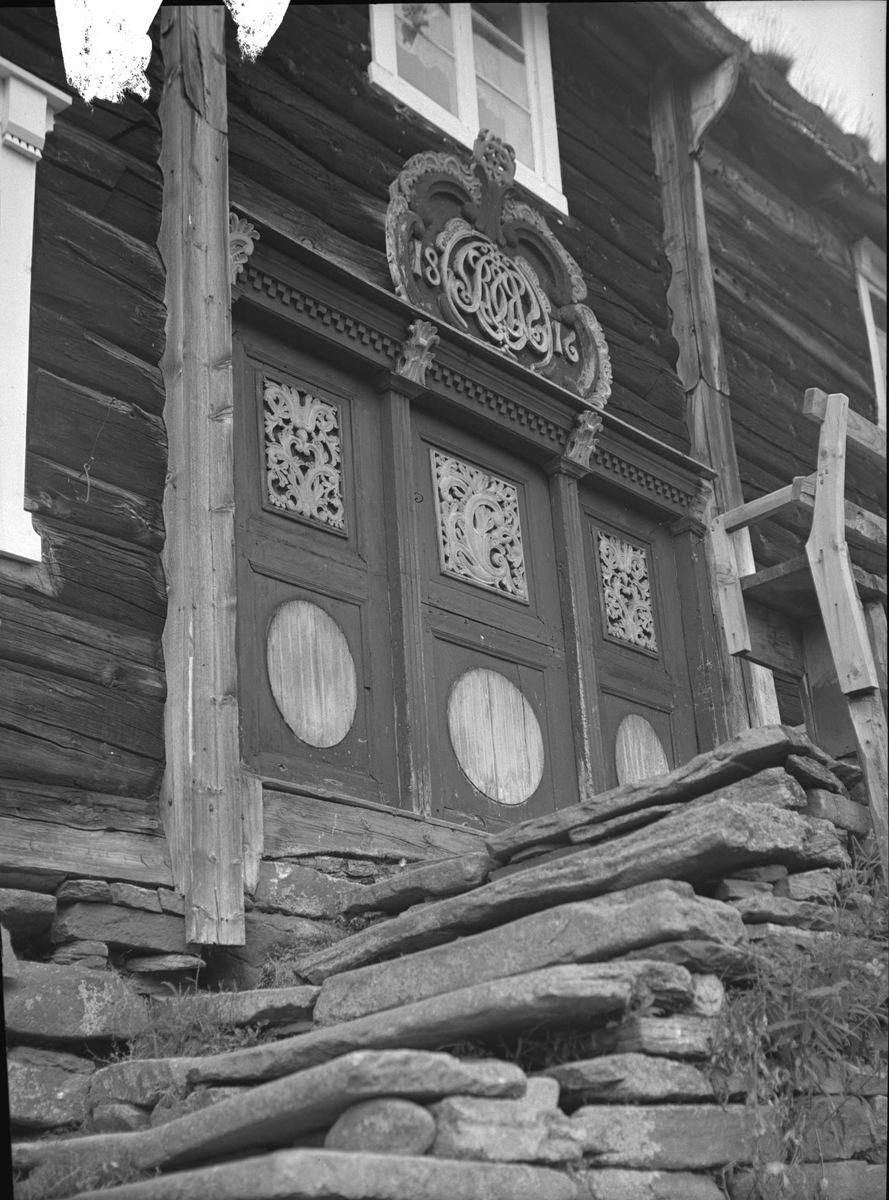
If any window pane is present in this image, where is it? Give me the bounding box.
[395,3,458,115]
[471,4,534,167]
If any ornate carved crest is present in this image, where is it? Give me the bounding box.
[263,378,345,531]
[597,532,658,652]
[229,212,260,287]
[386,131,611,406]
[395,319,440,385]
[431,449,528,602]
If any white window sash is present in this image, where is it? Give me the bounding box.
[853,237,887,431]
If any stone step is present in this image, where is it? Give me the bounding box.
[70,1150,582,1200]
[574,1168,725,1200]
[313,880,740,1026]
[295,796,845,983]
[571,1103,758,1169]
[342,851,496,916]
[584,1015,719,1060]
[154,984,319,1029]
[13,1049,527,1184]
[486,724,818,861]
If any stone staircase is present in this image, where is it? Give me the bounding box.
[5,726,887,1200]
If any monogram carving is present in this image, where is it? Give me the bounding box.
[387,131,611,406]
[432,450,528,601]
[263,378,345,531]
[597,532,658,652]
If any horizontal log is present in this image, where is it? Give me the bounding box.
[0,814,172,888]
[0,590,164,700]
[27,453,165,551]
[263,791,488,862]
[561,161,666,273]
[804,388,887,468]
[37,518,166,634]
[29,370,166,500]
[561,128,664,232]
[0,779,163,836]
[0,722,161,798]
[28,303,165,417]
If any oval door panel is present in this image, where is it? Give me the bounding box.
[267,601,357,748]
[615,713,669,785]
[447,668,544,805]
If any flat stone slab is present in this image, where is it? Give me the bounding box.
[572,1103,757,1169]
[89,1058,204,1109]
[156,985,319,1028]
[729,893,837,930]
[773,868,837,903]
[806,788,872,834]
[110,884,163,913]
[126,954,204,973]
[189,963,662,1086]
[729,1160,887,1200]
[295,797,838,984]
[324,1098,436,1155]
[343,852,496,915]
[70,1150,581,1200]
[15,1050,527,1179]
[254,862,353,919]
[51,903,194,953]
[4,961,148,1043]
[540,1053,715,1104]
[585,1015,719,1060]
[579,1168,725,1200]
[8,1047,95,1130]
[486,724,816,860]
[314,880,739,1025]
[0,886,56,934]
[56,879,113,904]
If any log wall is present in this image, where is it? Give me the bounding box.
[0,9,168,884]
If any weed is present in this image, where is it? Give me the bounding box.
[122,984,272,1060]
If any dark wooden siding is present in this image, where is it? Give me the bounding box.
[226,3,690,453]
[0,9,167,837]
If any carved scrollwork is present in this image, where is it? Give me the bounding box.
[386,130,611,405]
[263,378,345,531]
[597,532,658,652]
[564,410,604,468]
[431,449,528,602]
[229,212,260,287]
[395,319,440,384]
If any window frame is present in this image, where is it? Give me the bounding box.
[369,3,567,215]
[852,237,887,430]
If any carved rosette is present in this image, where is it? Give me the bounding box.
[229,212,260,286]
[431,449,528,602]
[597,532,658,651]
[263,378,345,531]
[386,131,611,406]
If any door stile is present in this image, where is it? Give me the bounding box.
[546,458,608,798]
[378,374,435,816]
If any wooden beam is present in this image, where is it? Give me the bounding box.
[158,6,244,944]
[0,816,173,889]
[651,66,779,734]
[804,388,886,469]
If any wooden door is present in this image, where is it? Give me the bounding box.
[233,324,399,807]
[579,484,698,788]
[413,408,577,829]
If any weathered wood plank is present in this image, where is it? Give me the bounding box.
[0,591,164,700]
[262,791,488,862]
[804,388,887,469]
[0,721,160,798]
[159,5,245,944]
[0,815,172,888]
[744,600,805,678]
[0,779,163,836]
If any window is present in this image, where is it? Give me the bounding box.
[852,237,887,430]
[369,3,566,214]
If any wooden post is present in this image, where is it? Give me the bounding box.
[158,6,245,943]
[651,64,780,735]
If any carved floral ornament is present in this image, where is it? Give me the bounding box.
[263,377,345,532]
[597,532,658,653]
[386,132,612,406]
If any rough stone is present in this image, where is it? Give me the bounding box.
[69,1150,581,1200]
[324,1098,436,1155]
[342,852,496,915]
[125,954,204,974]
[191,964,697,1086]
[17,1050,528,1179]
[728,893,837,930]
[729,1160,887,1200]
[110,884,163,913]
[7,1047,95,1130]
[254,861,353,918]
[784,753,848,795]
[89,1102,153,1133]
[297,799,844,984]
[156,984,319,1028]
[806,789,872,834]
[0,886,56,935]
[89,1058,203,1109]
[619,939,756,979]
[540,1053,715,1105]
[579,1168,725,1200]
[56,879,113,904]
[50,939,109,965]
[158,889,186,916]
[4,961,148,1043]
[584,1015,719,1060]
[571,1103,757,1168]
[431,1077,583,1164]
[2,920,19,978]
[51,903,193,953]
[344,860,378,878]
[200,910,346,990]
[772,868,838,903]
[690,973,724,1016]
[314,880,736,1025]
[715,879,774,900]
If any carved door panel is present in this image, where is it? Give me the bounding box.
[579,485,697,788]
[233,324,398,806]
[413,408,577,829]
